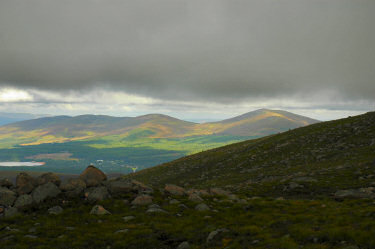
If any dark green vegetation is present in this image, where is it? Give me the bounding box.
[130,111,375,198]
[0,109,317,174]
[2,193,375,248]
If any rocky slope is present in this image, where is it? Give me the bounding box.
[1,162,375,248]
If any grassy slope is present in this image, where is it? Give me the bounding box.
[1,112,375,249]
[130,111,375,197]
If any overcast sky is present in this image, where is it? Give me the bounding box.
[0,0,374,121]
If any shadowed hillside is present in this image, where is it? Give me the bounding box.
[130,111,375,198]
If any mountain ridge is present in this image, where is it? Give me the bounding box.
[0,109,319,148]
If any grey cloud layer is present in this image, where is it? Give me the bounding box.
[1,0,374,102]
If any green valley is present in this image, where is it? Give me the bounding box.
[0,109,318,174]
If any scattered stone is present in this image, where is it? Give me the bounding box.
[146,205,168,214]
[293,177,317,183]
[14,194,33,208]
[80,165,107,187]
[210,188,231,197]
[86,186,110,202]
[0,187,16,206]
[36,172,61,186]
[131,195,153,205]
[122,216,135,222]
[195,203,210,211]
[206,228,229,244]
[65,226,75,230]
[188,193,203,202]
[48,206,63,215]
[115,229,129,234]
[4,207,18,218]
[0,178,13,188]
[16,172,36,195]
[24,235,38,239]
[90,205,111,215]
[177,241,190,249]
[32,182,61,203]
[169,199,180,204]
[334,188,375,199]
[165,184,186,196]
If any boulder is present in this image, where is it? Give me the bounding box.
[80,165,107,187]
[165,184,186,196]
[60,178,86,191]
[48,206,63,215]
[90,205,111,215]
[210,188,231,197]
[4,207,18,218]
[16,172,36,195]
[0,187,16,206]
[131,195,153,206]
[32,182,61,203]
[122,216,135,222]
[36,173,61,186]
[107,179,133,194]
[146,206,168,214]
[334,188,375,199]
[86,186,110,202]
[206,228,229,244]
[0,178,13,188]
[14,194,33,208]
[195,203,210,211]
[188,193,203,203]
[177,241,190,249]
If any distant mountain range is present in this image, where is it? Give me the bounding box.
[0,109,319,173]
[0,109,318,148]
[0,112,50,126]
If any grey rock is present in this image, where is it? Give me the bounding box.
[169,199,180,204]
[36,172,61,186]
[177,241,190,249]
[86,186,110,202]
[122,216,135,222]
[60,178,86,191]
[48,206,63,215]
[0,178,13,188]
[90,205,111,215]
[14,194,33,208]
[4,207,18,218]
[16,172,36,195]
[293,177,317,183]
[206,228,229,244]
[0,187,16,206]
[335,188,375,199]
[131,195,153,206]
[195,203,210,211]
[188,193,203,203]
[146,207,168,214]
[165,184,186,196]
[80,165,107,187]
[115,229,129,234]
[24,235,38,239]
[107,179,133,194]
[32,182,61,203]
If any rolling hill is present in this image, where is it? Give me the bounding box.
[0,109,318,173]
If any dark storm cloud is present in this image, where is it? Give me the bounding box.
[0,0,375,103]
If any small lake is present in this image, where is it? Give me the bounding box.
[0,162,45,167]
